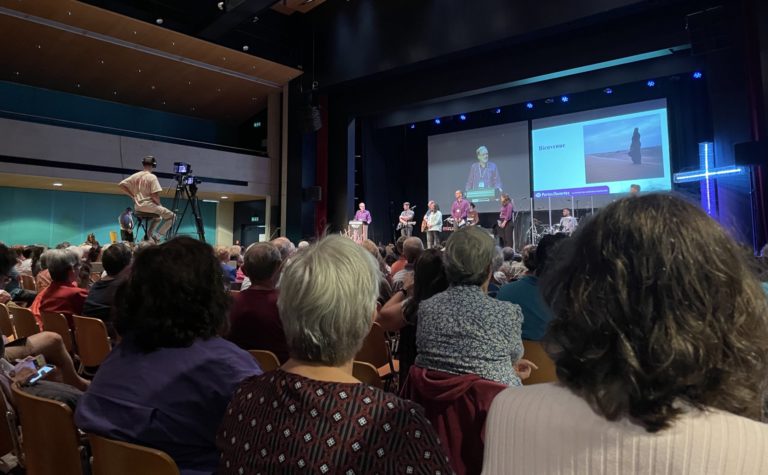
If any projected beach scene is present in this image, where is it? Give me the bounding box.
[582,114,664,183]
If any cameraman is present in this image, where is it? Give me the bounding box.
[119,156,175,243]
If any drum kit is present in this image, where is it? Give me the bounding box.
[525,218,577,245]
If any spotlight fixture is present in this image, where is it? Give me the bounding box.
[156,18,164,24]
[242,45,249,52]
[494,108,501,114]
[434,118,441,125]
[604,88,613,94]
[217,2,225,10]
[459,114,467,121]
[560,96,569,103]
[692,71,703,79]
[646,80,656,87]
[525,102,534,109]
[409,124,415,129]
[52,182,63,187]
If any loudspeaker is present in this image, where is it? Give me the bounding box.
[735,141,767,166]
[303,186,322,202]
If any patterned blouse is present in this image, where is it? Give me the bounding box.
[415,285,524,386]
[217,370,454,475]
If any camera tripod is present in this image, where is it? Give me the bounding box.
[168,177,206,242]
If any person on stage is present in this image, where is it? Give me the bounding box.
[423,201,442,249]
[466,146,503,192]
[397,202,415,237]
[498,193,515,247]
[354,202,372,240]
[119,156,175,243]
[451,190,470,228]
[118,207,135,243]
[467,202,479,226]
[559,208,578,234]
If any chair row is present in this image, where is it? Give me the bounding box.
[9,383,179,475]
[0,304,112,369]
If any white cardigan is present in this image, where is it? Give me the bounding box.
[483,383,768,475]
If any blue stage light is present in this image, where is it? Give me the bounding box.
[604,88,613,94]
[434,118,441,125]
[692,71,703,79]
[646,80,656,87]
[409,124,415,129]
[525,102,534,109]
[560,96,569,103]
[494,108,501,114]
[459,114,467,121]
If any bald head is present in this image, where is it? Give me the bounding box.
[403,237,424,264]
[271,237,296,261]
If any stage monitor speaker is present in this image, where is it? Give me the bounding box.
[303,186,322,202]
[735,141,767,166]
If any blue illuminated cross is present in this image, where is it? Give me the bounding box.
[673,142,745,215]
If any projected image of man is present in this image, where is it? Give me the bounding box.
[466,146,502,193]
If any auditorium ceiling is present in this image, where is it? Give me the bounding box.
[0,0,302,123]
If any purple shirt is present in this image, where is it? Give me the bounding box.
[452,199,471,222]
[354,209,372,224]
[499,202,514,222]
[466,161,502,191]
[74,337,262,475]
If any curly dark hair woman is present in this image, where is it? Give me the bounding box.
[540,193,768,431]
[482,193,768,474]
[115,236,230,351]
[75,236,261,474]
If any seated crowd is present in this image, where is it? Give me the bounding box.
[1,192,767,474]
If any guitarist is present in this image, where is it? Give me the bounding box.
[397,202,416,237]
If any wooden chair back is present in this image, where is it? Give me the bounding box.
[521,340,558,385]
[0,304,16,339]
[40,311,74,353]
[73,315,112,367]
[8,305,40,338]
[11,384,83,475]
[19,274,36,292]
[248,350,280,372]
[355,322,392,370]
[89,434,180,475]
[352,361,383,389]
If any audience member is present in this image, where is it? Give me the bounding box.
[227,242,289,362]
[75,237,261,475]
[216,246,236,284]
[271,236,296,261]
[35,251,52,293]
[82,243,132,337]
[392,237,424,291]
[30,248,88,327]
[483,194,768,474]
[377,249,448,383]
[416,226,527,386]
[486,247,505,298]
[0,244,89,391]
[217,236,452,474]
[496,233,567,341]
[389,235,408,277]
[501,246,516,263]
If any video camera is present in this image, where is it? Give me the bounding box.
[173,162,202,186]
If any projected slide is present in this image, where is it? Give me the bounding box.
[532,99,671,199]
[428,122,530,213]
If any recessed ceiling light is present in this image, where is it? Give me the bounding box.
[220,196,229,199]
[99,59,104,64]
[52,182,63,187]
[242,45,249,52]
[36,44,41,49]
[156,18,163,25]
[137,68,142,73]
[76,83,81,88]
[14,71,19,76]
[151,85,156,90]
